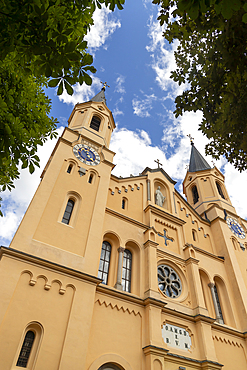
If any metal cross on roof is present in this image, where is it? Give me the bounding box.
[155,159,163,168]
[187,134,194,144]
[158,229,173,246]
[100,81,110,90]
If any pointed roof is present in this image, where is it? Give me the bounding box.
[90,87,107,105]
[189,142,211,172]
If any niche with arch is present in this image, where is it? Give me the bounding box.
[154,181,170,210]
[199,269,214,317]
[214,276,236,327]
[231,237,239,251]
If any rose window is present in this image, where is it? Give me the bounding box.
[158,265,182,298]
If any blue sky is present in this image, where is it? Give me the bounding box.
[1,0,247,245]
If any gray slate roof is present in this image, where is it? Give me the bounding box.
[189,143,211,172]
[90,88,107,105]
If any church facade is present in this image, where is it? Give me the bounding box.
[1,88,247,370]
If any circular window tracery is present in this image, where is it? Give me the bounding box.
[158,265,182,298]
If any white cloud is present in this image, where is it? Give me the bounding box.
[115,75,126,94]
[85,6,121,51]
[132,93,157,117]
[146,16,186,98]
[59,77,102,106]
[113,107,124,117]
[0,127,64,246]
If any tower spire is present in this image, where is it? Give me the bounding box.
[90,81,110,105]
[188,141,211,172]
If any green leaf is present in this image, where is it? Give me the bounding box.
[48,78,60,87]
[29,163,35,174]
[64,80,73,95]
[57,81,64,95]
[79,71,84,85]
[242,13,247,23]
[83,72,92,85]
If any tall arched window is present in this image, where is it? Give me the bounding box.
[90,116,101,131]
[192,185,199,204]
[98,241,111,284]
[216,181,225,199]
[16,330,35,367]
[214,284,224,324]
[88,174,94,184]
[122,249,132,292]
[62,199,74,224]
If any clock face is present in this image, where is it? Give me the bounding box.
[226,217,246,239]
[73,144,100,166]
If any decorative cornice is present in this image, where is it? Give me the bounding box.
[212,323,247,339]
[96,284,144,306]
[105,208,149,229]
[0,247,101,285]
[142,346,223,369]
[143,297,167,308]
[102,159,115,169]
[142,344,169,356]
[167,352,223,369]
[192,245,225,263]
[143,240,159,248]
[162,306,215,324]
[144,205,186,226]
[110,174,147,181]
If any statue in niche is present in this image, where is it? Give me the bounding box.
[155,186,166,207]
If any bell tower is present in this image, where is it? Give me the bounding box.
[10,87,116,275]
[183,140,236,219]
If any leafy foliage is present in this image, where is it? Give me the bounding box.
[0,59,58,215]
[0,0,124,95]
[0,0,125,215]
[153,0,247,171]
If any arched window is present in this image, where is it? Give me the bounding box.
[67,164,73,174]
[192,230,196,241]
[122,249,132,292]
[98,241,111,284]
[98,364,122,370]
[192,185,199,204]
[216,182,225,199]
[16,330,35,367]
[62,199,74,224]
[122,199,125,209]
[90,116,101,131]
[88,174,94,184]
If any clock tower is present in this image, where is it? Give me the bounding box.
[10,86,116,276]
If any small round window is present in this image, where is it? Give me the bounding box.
[158,265,182,298]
